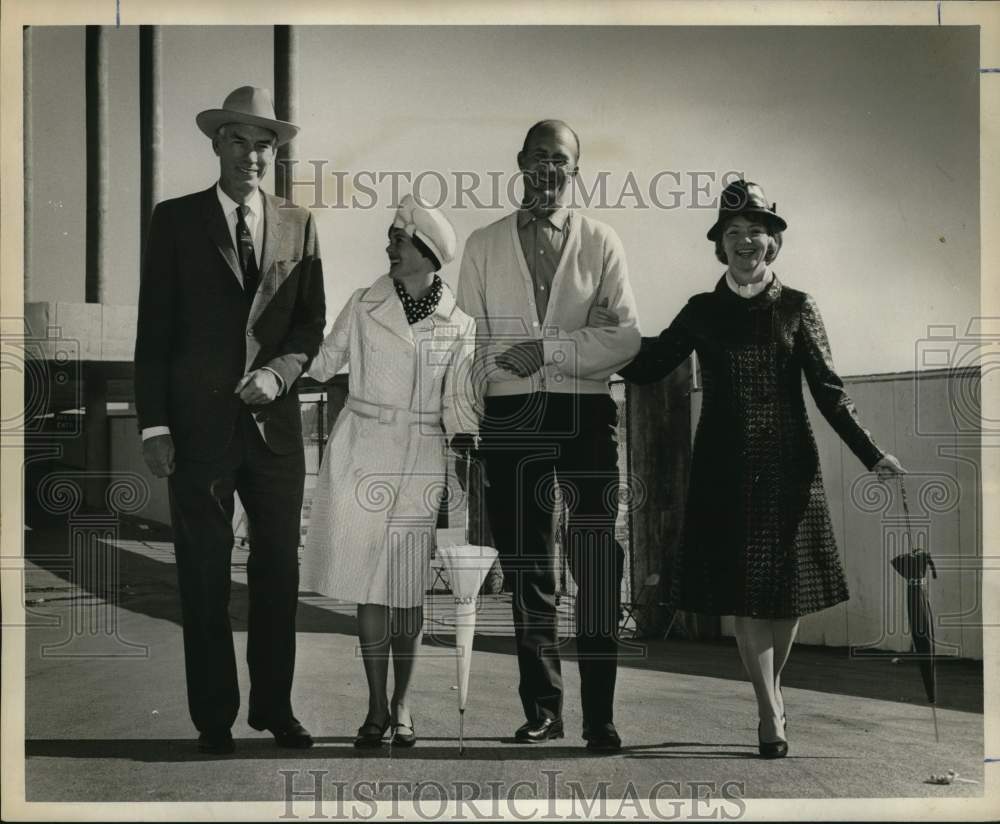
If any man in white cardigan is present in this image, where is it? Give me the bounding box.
[457,120,641,752]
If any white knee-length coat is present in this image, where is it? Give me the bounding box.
[301,275,479,607]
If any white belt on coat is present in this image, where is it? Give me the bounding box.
[346,396,442,427]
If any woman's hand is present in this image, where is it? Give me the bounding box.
[873,453,906,482]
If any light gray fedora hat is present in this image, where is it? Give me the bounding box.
[196,86,299,145]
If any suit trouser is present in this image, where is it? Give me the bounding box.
[480,393,625,729]
[168,409,305,734]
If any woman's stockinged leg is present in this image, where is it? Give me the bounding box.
[389,606,424,728]
[771,617,799,722]
[357,604,391,725]
[733,615,785,743]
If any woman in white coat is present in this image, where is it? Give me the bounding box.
[302,195,479,748]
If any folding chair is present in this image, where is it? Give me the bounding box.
[428,555,450,593]
[619,572,676,639]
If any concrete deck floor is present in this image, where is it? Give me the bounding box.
[8,516,991,815]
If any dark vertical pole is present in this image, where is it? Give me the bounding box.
[139,25,162,262]
[626,358,700,637]
[85,25,109,304]
[84,26,109,509]
[82,363,109,511]
[23,26,33,302]
[273,25,298,200]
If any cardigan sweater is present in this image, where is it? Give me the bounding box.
[456,211,641,397]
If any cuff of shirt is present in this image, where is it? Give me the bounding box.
[259,366,286,396]
[141,426,171,441]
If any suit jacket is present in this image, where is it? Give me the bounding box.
[134,185,326,461]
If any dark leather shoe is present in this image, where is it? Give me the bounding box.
[514,718,564,743]
[354,716,390,748]
[268,721,314,749]
[757,722,788,759]
[583,722,622,752]
[197,730,235,755]
[391,718,417,748]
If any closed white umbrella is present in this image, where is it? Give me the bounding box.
[434,543,499,755]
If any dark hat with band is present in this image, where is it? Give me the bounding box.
[706,179,787,241]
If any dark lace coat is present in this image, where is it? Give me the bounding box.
[621,276,884,619]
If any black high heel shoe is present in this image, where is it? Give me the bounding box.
[391,717,417,748]
[757,722,788,759]
[353,715,390,748]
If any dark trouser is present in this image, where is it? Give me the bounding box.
[480,393,625,729]
[167,409,305,734]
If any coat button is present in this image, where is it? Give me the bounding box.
[247,330,254,337]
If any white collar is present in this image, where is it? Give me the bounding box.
[216,183,263,219]
[726,268,773,299]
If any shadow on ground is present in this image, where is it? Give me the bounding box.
[25,510,983,714]
[24,736,793,763]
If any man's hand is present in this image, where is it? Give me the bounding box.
[588,300,619,328]
[235,369,280,406]
[142,434,175,478]
[495,340,544,378]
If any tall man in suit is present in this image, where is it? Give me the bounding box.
[134,87,325,754]
[457,120,640,751]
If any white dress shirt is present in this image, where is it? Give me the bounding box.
[216,184,264,285]
[725,268,774,299]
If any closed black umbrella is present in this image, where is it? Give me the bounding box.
[890,479,939,741]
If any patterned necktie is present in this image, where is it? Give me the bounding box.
[235,205,259,300]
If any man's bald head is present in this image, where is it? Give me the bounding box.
[517,120,581,214]
[521,120,581,164]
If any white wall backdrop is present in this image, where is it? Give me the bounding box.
[28,25,979,376]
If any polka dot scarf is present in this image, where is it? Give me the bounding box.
[394,274,443,325]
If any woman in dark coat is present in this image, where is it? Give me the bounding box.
[600,180,905,757]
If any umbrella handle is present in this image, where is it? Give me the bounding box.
[899,477,915,552]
